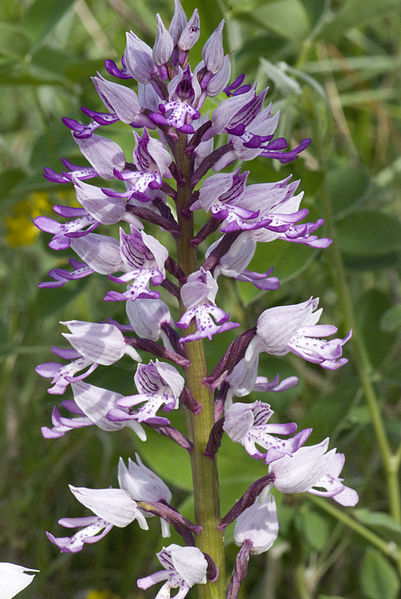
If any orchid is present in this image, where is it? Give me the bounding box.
[176,268,240,342]
[47,485,149,553]
[109,359,184,424]
[269,438,359,506]
[34,2,359,598]
[247,297,352,370]
[41,381,146,440]
[224,400,311,463]
[137,544,208,599]
[234,489,279,554]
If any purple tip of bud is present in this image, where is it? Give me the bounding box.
[104,59,133,79]
[232,85,252,96]
[203,553,219,582]
[62,117,83,132]
[44,169,70,184]
[224,74,252,97]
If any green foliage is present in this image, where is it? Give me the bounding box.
[360,549,400,599]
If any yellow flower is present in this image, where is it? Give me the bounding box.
[6,192,52,247]
[85,590,120,599]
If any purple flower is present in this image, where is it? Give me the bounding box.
[74,133,126,180]
[137,543,207,599]
[118,454,172,536]
[126,298,172,342]
[176,268,240,342]
[150,65,201,133]
[92,74,152,127]
[224,400,311,462]
[34,207,99,250]
[153,14,174,72]
[269,438,359,506]
[178,9,200,53]
[47,485,148,553]
[169,0,187,47]
[39,233,125,288]
[225,353,298,401]
[108,129,172,202]
[41,381,146,440]
[35,321,141,395]
[39,258,94,289]
[247,297,351,370]
[206,235,279,291]
[123,31,157,83]
[202,20,225,75]
[234,489,279,554]
[105,227,168,302]
[109,360,184,425]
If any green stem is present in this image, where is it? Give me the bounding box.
[174,134,225,599]
[315,121,401,528]
[308,496,401,564]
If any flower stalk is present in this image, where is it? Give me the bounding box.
[175,132,226,598]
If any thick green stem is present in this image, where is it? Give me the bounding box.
[174,135,226,598]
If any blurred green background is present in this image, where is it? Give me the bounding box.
[1,0,401,598]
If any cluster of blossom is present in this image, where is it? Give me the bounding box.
[34,2,357,597]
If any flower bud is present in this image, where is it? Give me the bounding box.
[202,20,225,74]
[178,9,200,51]
[153,14,174,66]
[124,31,155,83]
[169,0,187,45]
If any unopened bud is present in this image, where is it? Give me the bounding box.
[178,9,200,51]
[153,14,174,66]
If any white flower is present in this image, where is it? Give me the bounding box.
[0,562,38,599]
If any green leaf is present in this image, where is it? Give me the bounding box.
[245,0,310,42]
[300,380,359,441]
[320,0,401,39]
[354,509,401,545]
[0,169,27,210]
[360,548,400,599]
[380,304,401,332]
[327,166,370,217]
[0,23,31,58]
[218,435,267,515]
[342,252,400,271]
[295,509,331,550]
[357,289,396,368]
[20,0,75,48]
[63,58,108,82]
[336,211,401,256]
